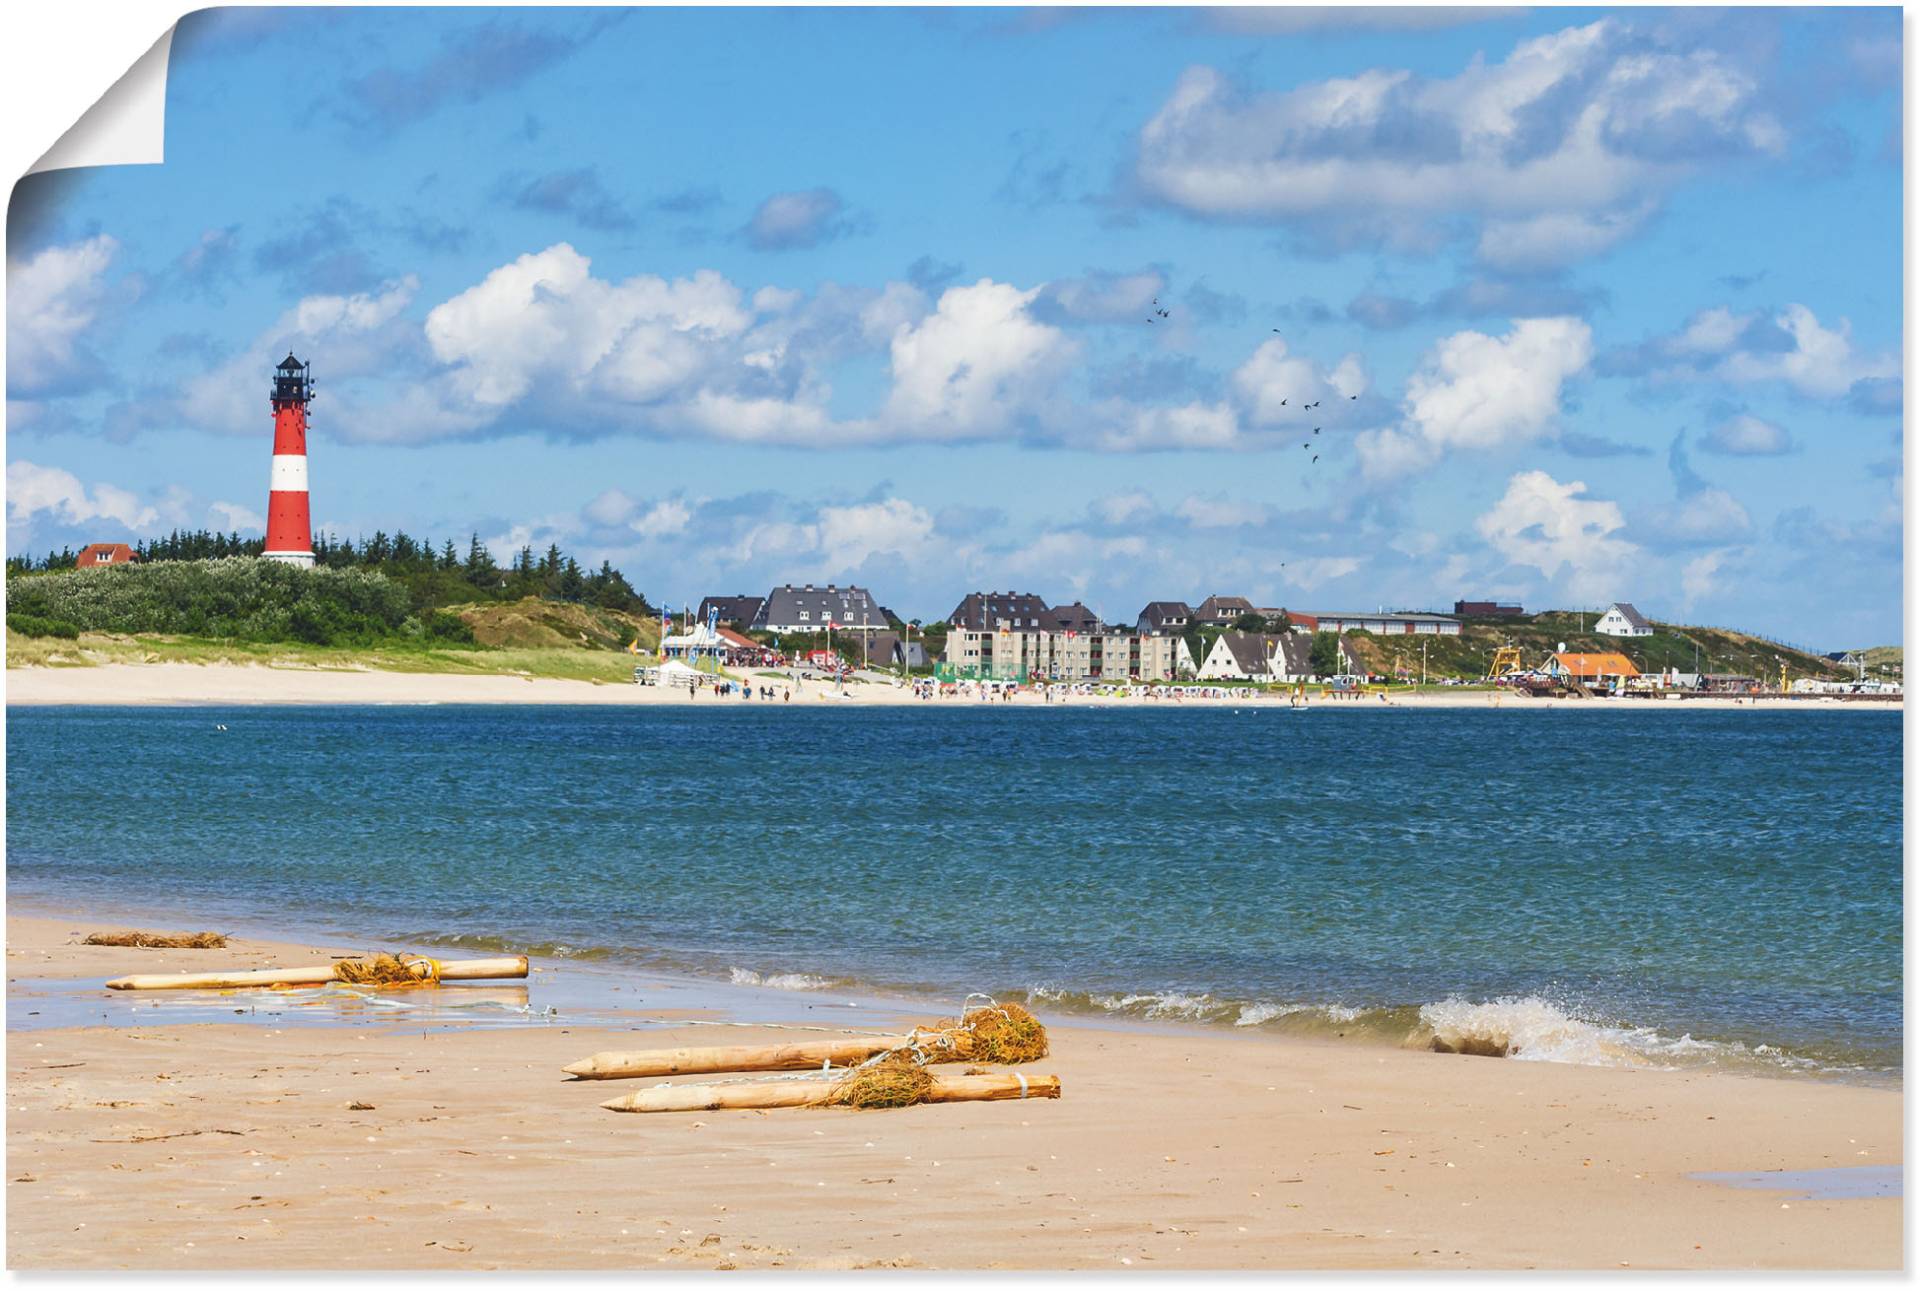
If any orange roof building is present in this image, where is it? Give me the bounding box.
[75,543,135,568]
[1544,651,1640,681]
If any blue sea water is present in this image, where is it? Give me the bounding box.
[5,704,1902,1081]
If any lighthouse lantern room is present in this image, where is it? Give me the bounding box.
[263,351,315,567]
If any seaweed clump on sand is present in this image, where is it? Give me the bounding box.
[83,931,227,949]
[827,1054,937,1109]
[936,1000,1050,1064]
[332,952,441,987]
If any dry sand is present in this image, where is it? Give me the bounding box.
[4,914,1900,1270]
[4,660,1896,712]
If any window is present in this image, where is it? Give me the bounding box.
[798,611,810,621]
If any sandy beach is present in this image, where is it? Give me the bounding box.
[4,912,1900,1270]
[4,661,1898,711]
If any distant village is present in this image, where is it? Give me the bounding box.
[655,584,1850,694]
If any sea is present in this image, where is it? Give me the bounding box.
[5,703,1903,1083]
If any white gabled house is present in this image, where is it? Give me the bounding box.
[1197,631,1273,681]
[1594,602,1653,638]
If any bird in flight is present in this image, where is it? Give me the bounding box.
[1312,454,1319,463]
[1279,398,1287,406]
[1349,394,1358,400]
[1313,427,1320,435]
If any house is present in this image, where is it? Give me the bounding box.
[752,584,887,634]
[1542,651,1641,684]
[1194,595,1257,627]
[1046,602,1103,635]
[1197,631,1275,681]
[698,594,765,628]
[868,630,929,671]
[1292,610,1462,637]
[76,543,135,568]
[948,591,1051,632]
[1454,600,1523,617]
[1136,601,1194,634]
[1593,602,1653,637]
[1270,633,1317,681]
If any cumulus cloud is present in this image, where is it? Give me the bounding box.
[176,276,425,438]
[5,459,183,540]
[7,234,121,399]
[1603,303,1896,400]
[1700,412,1793,455]
[1132,19,1783,261]
[1357,317,1593,481]
[741,188,860,251]
[1475,469,1639,603]
[883,279,1078,438]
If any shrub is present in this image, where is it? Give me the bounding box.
[5,558,411,645]
[6,612,80,639]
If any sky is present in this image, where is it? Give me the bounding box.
[5,5,1903,646]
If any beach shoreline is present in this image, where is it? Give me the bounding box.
[4,660,1900,711]
[4,909,1902,1270]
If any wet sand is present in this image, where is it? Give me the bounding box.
[4,661,1895,711]
[4,913,1900,1270]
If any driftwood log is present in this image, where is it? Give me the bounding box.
[104,955,529,991]
[600,1071,1062,1113]
[564,1035,915,1080]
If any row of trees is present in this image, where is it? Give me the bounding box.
[7,528,654,619]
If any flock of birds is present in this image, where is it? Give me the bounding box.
[1148,299,1359,466]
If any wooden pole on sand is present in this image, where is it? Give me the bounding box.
[104,955,529,991]
[600,1071,1062,1113]
[564,1035,915,1080]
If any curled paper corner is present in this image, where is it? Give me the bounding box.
[28,23,176,176]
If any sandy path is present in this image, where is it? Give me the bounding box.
[4,915,1899,1270]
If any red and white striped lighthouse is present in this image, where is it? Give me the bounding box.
[264,351,314,567]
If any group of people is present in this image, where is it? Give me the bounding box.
[694,678,792,702]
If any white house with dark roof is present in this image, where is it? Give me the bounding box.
[751,584,887,633]
[1197,631,1275,680]
[1594,602,1654,637]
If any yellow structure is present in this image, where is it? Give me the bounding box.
[1487,645,1524,679]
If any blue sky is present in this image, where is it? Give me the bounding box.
[6,5,1903,645]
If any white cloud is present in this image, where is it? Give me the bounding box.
[1359,317,1592,480]
[1133,19,1783,260]
[1680,546,1741,610]
[1639,487,1753,547]
[1719,305,1896,398]
[1475,206,1648,272]
[207,501,265,533]
[1475,469,1639,602]
[1701,413,1793,456]
[1034,269,1166,324]
[6,235,120,397]
[177,277,421,437]
[5,459,178,539]
[883,280,1077,438]
[1092,490,1156,526]
[1231,338,1368,427]
[1616,304,1896,399]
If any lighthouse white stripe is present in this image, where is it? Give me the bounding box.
[269,454,308,493]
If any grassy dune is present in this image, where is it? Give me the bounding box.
[5,632,648,684]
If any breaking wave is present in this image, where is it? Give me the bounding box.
[728,967,836,992]
[1014,986,1879,1080]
